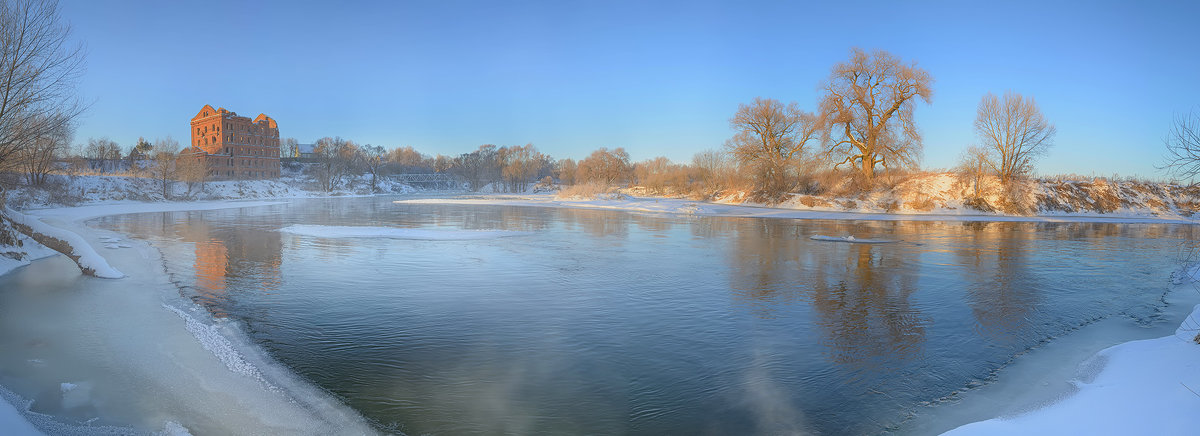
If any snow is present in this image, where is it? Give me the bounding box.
[279,224,531,240]
[0,387,43,436]
[395,193,1198,224]
[809,234,899,244]
[0,198,379,434]
[942,304,1200,435]
[0,221,57,278]
[2,206,123,278]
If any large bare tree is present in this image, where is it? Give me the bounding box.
[726,97,820,196]
[820,48,932,180]
[0,0,85,178]
[974,91,1056,183]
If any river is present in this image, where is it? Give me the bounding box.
[2,196,1197,434]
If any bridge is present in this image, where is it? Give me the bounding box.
[389,173,460,189]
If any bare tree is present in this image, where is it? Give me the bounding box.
[359,144,385,192]
[692,149,734,191]
[820,48,933,181]
[974,91,1056,183]
[957,145,991,198]
[451,144,500,191]
[556,158,577,186]
[499,143,544,193]
[577,147,631,186]
[633,156,690,193]
[176,146,207,196]
[148,137,179,199]
[726,97,821,196]
[0,0,85,180]
[280,137,299,158]
[17,113,70,185]
[1163,111,1200,182]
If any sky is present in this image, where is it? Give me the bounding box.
[57,0,1200,179]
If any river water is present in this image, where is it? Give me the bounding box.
[7,196,1198,434]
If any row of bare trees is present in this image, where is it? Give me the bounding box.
[0,0,84,194]
[724,48,1060,199]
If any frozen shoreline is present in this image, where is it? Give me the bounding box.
[1,193,1198,434]
[0,198,379,435]
[395,193,1200,224]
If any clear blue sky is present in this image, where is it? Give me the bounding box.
[60,0,1200,178]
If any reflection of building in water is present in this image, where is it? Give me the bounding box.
[194,239,230,318]
[175,212,284,318]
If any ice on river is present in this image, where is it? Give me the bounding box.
[279,224,531,240]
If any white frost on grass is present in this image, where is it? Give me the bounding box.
[2,206,123,278]
[943,304,1200,435]
[279,224,531,240]
[809,234,899,244]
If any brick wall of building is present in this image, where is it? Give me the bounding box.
[189,104,280,179]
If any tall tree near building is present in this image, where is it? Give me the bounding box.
[820,48,933,181]
[726,97,821,196]
[281,137,299,158]
[973,91,1056,184]
[311,136,356,191]
[148,137,179,199]
[0,0,85,179]
[176,147,207,196]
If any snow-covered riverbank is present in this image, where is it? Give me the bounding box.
[939,302,1200,435]
[397,193,1200,224]
[0,199,380,435]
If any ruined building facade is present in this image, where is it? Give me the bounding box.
[188,104,280,179]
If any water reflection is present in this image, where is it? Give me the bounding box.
[810,243,926,372]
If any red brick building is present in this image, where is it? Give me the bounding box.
[187,104,280,179]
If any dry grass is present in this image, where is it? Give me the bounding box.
[797,195,832,208]
[556,182,619,199]
[905,196,936,212]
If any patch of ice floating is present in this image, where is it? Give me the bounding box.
[809,234,898,244]
[278,224,531,240]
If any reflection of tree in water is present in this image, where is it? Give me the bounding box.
[809,243,926,372]
[721,219,928,370]
[558,208,629,239]
[724,219,805,318]
[957,222,1040,345]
